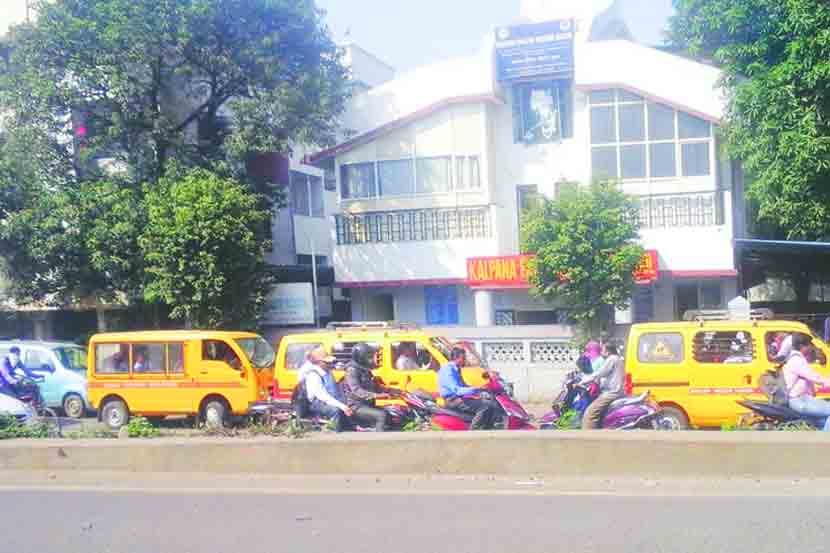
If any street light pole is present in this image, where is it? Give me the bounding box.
[311,236,320,329]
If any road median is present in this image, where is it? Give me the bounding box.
[0,431,827,478]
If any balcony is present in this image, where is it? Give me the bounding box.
[637,191,723,229]
[335,206,491,245]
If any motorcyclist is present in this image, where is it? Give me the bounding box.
[0,346,41,400]
[438,346,497,429]
[342,343,396,431]
[581,343,625,429]
[297,346,352,432]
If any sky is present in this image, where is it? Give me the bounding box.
[317,0,676,73]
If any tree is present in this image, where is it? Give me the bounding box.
[521,182,644,335]
[140,168,272,329]
[0,0,348,316]
[670,0,830,240]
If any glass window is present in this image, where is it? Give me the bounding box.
[96,344,130,374]
[290,172,310,215]
[648,103,675,141]
[25,349,54,372]
[589,90,615,104]
[340,163,377,199]
[309,175,324,217]
[133,344,166,374]
[591,147,618,179]
[53,346,87,373]
[618,104,645,142]
[392,341,436,371]
[416,157,451,194]
[649,143,677,178]
[678,112,711,139]
[513,80,573,143]
[378,159,414,196]
[682,142,711,176]
[620,145,646,179]
[700,281,723,309]
[168,344,184,374]
[202,340,242,370]
[637,333,684,364]
[235,337,276,370]
[693,331,754,364]
[284,343,322,371]
[618,90,643,102]
[455,156,480,190]
[590,106,616,144]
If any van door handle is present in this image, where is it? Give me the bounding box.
[388,381,399,386]
[200,368,209,375]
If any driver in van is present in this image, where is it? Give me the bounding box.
[395,343,420,371]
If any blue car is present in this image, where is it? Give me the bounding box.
[0,341,89,418]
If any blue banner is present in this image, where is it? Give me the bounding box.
[495,20,575,82]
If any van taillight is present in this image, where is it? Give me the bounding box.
[624,373,633,395]
[270,379,279,400]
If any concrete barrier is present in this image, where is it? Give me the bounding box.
[1,431,829,479]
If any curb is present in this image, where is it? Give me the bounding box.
[0,431,827,478]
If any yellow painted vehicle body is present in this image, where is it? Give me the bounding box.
[626,321,830,428]
[272,326,488,401]
[87,331,275,426]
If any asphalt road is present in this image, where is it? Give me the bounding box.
[2,483,828,553]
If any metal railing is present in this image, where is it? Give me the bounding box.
[335,207,491,245]
[637,191,723,229]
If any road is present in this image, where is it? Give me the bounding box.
[1,474,829,553]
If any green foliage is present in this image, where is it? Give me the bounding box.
[0,415,49,439]
[140,168,272,328]
[126,416,161,438]
[670,0,830,239]
[521,182,644,335]
[0,0,349,310]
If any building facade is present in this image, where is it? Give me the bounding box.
[311,0,741,328]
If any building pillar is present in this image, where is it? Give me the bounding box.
[474,290,494,327]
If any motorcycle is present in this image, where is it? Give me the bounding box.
[400,372,535,431]
[539,370,667,430]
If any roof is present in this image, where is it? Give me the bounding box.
[280,328,438,342]
[735,239,830,254]
[90,330,262,342]
[0,340,83,349]
[632,320,814,331]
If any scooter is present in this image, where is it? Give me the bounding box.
[736,399,827,430]
[401,372,535,431]
[539,370,666,430]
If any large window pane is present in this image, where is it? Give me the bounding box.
[590,106,616,144]
[309,175,324,217]
[416,157,451,194]
[378,159,414,196]
[133,344,166,374]
[290,172,309,216]
[589,89,615,104]
[620,144,646,179]
[649,143,677,178]
[455,156,480,190]
[678,112,711,139]
[681,142,711,176]
[619,104,645,142]
[340,163,377,199]
[591,147,618,179]
[648,103,675,141]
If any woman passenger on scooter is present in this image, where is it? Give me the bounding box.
[783,334,830,431]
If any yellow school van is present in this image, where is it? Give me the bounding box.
[87,330,275,430]
[272,322,488,401]
[626,320,830,429]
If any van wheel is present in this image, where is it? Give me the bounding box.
[653,406,689,430]
[202,400,228,429]
[102,399,130,431]
[62,393,85,419]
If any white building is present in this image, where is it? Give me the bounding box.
[305,1,739,329]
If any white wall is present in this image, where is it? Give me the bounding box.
[341,43,395,89]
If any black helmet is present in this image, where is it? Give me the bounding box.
[351,342,377,368]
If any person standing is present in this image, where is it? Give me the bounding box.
[582,343,625,429]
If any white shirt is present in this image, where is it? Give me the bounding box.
[298,360,348,412]
[395,354,419,371]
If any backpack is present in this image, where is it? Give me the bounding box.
[292,380,310,419]
[576,354,593,375]
[759,368,789,407]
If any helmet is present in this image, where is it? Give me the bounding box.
[351,343,377,368]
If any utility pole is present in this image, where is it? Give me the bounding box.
[311,236,320,329]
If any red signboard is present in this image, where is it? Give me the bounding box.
[634,250,659,283]
[467,255,534,288]
[467,250,659,289]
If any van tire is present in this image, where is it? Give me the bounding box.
[62,393,85,419]
[101,399,130,431]
[654,406,689,430]
[202,400,228,429]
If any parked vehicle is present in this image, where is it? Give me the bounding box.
[0,340,89,418]
[87,331,275,430]
[539,370,665,430]
[625,320,830,429]
[272,322,488,402]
